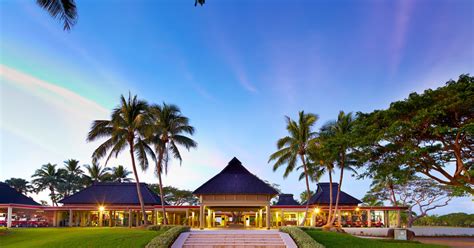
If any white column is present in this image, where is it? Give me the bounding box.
[266,204,271,230]
[6,207,12,228]
[199,205,204,229]
[185,209,189,226]
[69,209,73,227]
[367,210,372,227]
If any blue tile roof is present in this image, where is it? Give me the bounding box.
[0,182,40,206]
[274,194,300,206]
[304,182,361,205]
[59,182,165,205]
[193,157,279,195]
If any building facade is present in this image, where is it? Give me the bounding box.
[0,158,407,229]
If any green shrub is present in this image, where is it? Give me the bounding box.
[145,226,190,248]
[280,226,325,248]
[146,225,178,231]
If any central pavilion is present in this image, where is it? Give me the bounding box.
[193,157,279,229]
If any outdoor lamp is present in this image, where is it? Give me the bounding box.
[355,207,360,211]
[99,206,105,212]
[314,208,320,214]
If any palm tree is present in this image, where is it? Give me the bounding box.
[4,178,33,195]
[32,163,64,206]
[83,162,111,184]
[111,165,133,182]
[87,93,154,225]
[147,103,197,225]
[36,0,77,31]
[322,111,355,229]
[269,111,319,226]
[63,159,84,197]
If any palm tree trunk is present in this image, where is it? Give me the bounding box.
[331,152,345,227]
[389,185,398,206]
[50,186,57,206]
[300,154,311,226]
[327,170,333,226]
[129,142,147,226]
[157,147,168,225]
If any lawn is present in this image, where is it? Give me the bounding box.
[0,227,165,248]
[305,229,448,248]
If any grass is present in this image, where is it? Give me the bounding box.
[0,227,165,248]
[305,229,448,248]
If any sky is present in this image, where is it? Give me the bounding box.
[0,0,473,214]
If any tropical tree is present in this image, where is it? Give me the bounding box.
[354,75,474,193]
[36,0,77,31]
[62,159,84,197]
[149,185,198,206]
[321,111,356,229]
[4,178,33,195]
[83,162,112,185]
[36,0,205,31]
[299,190,315,204]
[111,165,133,182]
[31,163,64,206]
[147,103,197,224]
[87,94,154,225]
[268,111,319,226]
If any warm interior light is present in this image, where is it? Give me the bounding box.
[98,206,105,212]
[314,208,320,214]
[355,207,360,211]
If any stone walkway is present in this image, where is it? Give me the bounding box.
[171,230,297,248]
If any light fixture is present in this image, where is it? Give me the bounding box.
[314,208,320,214]
[355,207,360,211]
[99,206,105,212]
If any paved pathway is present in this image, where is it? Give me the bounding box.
[171,230,297,248]
[414,237,474,248]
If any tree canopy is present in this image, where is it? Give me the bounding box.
[354,74,473,193]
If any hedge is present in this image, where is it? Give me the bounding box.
[280,226,325,248]
[146,225,178,231]
[145,225,190,248]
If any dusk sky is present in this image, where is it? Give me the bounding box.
[1,0,473,214]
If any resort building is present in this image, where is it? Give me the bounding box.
[0,157,407,229]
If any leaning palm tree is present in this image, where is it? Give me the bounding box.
[87,93,154,225]
[36,0,77,31]
[147,103,197,225]
[269,111,319,226]
[63,159,84,197]
[4,178,33,195]
[32,163,64,206]
[83,162,111,184]
[322,111,355,229]
[111,165,133,183]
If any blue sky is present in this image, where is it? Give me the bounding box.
[1,0,473,214]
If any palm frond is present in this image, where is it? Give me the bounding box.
[36,0,77,31]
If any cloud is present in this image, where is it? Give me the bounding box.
[389,0,415,75]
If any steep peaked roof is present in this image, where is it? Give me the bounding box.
[0,182,40,206]
[305,182,361,205]
[193,157,279,195]
[274,194,300,206]
[59,182,165,205]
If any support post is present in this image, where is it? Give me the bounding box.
[99,210,103,227]
[397,210,401,228]
[52,210,57,227]
[69,209,73,227]
[266,204,271,229]
[207,209,211,228]
[281,210,285,227]
[109,211,112,227]
[259,209,263,228]
[135,212,139,227]
[337,210,341,227]
[185,209,189,226]
[6,207,12,228]
[199,205,204,230]
[367,210,372,227]
[128,210,132,228]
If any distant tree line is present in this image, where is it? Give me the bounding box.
[413,213,474,227]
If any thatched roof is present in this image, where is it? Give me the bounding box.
[193,157,279,195]
[0,182,40,206]
[304,182,361,205]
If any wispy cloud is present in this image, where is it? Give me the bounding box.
[1,65,108,118]
[389,0,415,76]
